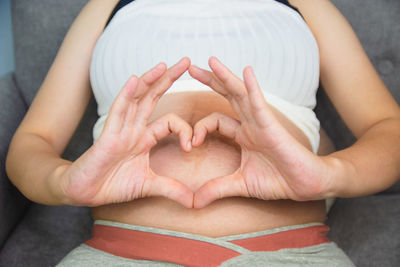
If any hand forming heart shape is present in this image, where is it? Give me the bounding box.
[58,56,338,209]
[59,57,194,208]
[188,56,338,208]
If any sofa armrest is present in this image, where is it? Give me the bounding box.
[0,73,31,247]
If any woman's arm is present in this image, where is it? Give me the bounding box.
[289,0,400,197]
[186,0,400,207]
[5,0,120,205]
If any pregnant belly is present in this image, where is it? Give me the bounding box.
[91,91,326,237]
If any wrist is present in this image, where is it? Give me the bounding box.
[321,154,357,199]
[47,163,75,206]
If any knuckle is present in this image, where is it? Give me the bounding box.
[131,96,140,104]
[226,94,234,102]
[158,71,174,89]
[139,74,152,87]
[193,120,203,130]
[234,91,247,100]
[206,74,215,86]
[167,75,175,85]
[210,112,226,123]
[166,69,177,83]
[149,90,162,102]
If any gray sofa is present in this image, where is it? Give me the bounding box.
[0,0,399,266]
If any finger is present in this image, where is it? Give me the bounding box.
[192,112,240,147]
[147,56,191,99]
[208,56,255,123]
[103,75,139,135]
[188,64,248,123]
[142,174,194,209]
[122,62,169,130]
[243,66,277,128]
[147,113,193,152]
[133,62,168,98]
[193,172,249,209]
[103,63,167,135]
[135,57,191,124]
[140,62,168,86]
[188,64,227,96]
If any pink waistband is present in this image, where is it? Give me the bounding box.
[85,224,331,267]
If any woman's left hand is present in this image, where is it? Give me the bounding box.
[188,56,339,208]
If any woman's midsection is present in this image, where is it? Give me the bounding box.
[91,91,326,237]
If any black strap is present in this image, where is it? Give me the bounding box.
[275,0,304,20]
[104,0,304,29]
[105,0,136,28]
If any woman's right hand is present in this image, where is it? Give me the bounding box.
[57,57,194,208]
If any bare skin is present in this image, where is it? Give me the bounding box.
[90,76,333,237]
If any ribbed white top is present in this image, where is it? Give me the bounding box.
[90,0,321,153]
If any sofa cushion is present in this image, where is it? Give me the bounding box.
[326,194,400,266]
[12,0,88,105]
[0,73,30,247]
[0,204,92,267]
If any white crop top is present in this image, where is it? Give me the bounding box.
[90,0,321,153]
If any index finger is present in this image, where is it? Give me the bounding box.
[145,56,191,100]
[188,59,252,123]
[134,57,191,124]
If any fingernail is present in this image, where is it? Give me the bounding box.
[187,140,192,150]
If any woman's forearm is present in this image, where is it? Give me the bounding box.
[5,132,72,205]
[326,117,400,198]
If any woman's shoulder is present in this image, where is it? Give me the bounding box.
[288,0,399,139]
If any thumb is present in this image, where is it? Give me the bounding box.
[193,171,249,209]
[142,173,194,209]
